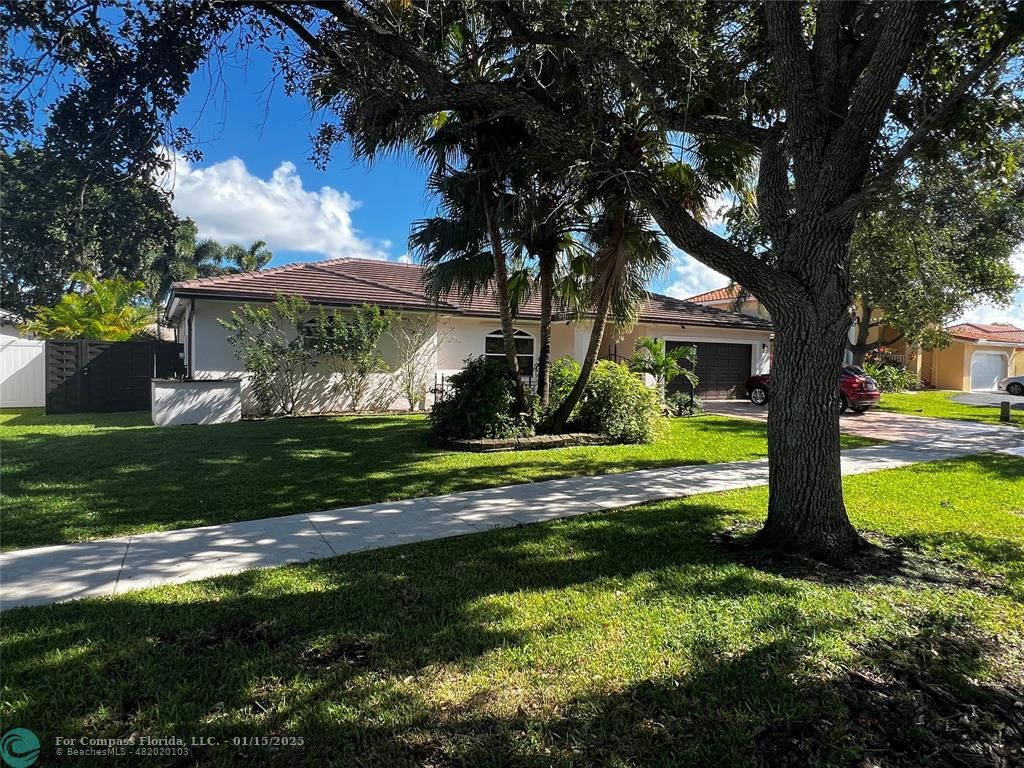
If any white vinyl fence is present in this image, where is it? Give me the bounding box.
[0,337,45,407]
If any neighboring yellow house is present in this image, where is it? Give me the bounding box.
[918,323,1024,391]
[688,285,1024,392]
[686,285,770,319]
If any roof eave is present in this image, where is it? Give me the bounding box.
[170,289,461,316]
[642,318,773,331]
[953,337,1024,347]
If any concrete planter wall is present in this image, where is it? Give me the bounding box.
[151,379,242,426]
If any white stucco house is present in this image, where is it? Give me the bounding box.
[167,258,773,414]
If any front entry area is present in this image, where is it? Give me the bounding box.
[970,352,1006,391]
[666,341,753,400]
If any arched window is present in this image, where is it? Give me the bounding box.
[485,328,534,375]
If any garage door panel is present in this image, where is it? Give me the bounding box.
[970,352,1006,391]
[665,341,752,400]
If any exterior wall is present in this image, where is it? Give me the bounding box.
[1013,349,1024,377]
[700,298,768,319]
[642,323,773,376]
[597,322,771,393]
[189,299,439,414]
[922,341,969,391]
[186,298,773,413]
[920,340,1023,391]
[437,316,546,374]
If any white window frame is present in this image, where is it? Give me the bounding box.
[485,328,536,376]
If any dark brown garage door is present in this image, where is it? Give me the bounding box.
[666,341,752,400]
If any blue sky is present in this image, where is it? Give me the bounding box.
[164,45,726,302]
[165,46,1024,325]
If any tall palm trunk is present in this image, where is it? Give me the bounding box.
[549,283,614,432]
[480,180,530,411]
[549,204,627,432]
[536,246,556,407]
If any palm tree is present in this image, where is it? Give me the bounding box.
[225,240,273,273]
[323,7,545,413]
[506,173,589,407]
[630,337,699,408]
[147,220,228,311]
[412,164,585,407]
[548,200,671,431]
[411,109,540,411]
[23,271,154,340]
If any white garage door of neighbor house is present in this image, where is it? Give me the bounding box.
[970,352,1006,391]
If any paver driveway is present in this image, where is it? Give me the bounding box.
[704,400,1021,443]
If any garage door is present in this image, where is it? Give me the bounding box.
[666,341,752,400]
[970,352,1006,391]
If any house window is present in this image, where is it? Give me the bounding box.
[485,328,535,376]
[301,314,340,349]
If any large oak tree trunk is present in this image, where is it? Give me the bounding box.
[755,233,865,561]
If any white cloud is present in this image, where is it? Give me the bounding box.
[161,154,390,260]
[662,247,729,300]
[953,245,1024,328]
[956,300,1024,327]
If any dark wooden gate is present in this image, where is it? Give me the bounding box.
[45,340,185,414]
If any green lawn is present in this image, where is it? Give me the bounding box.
[2,455,1021,767]
[880,389,1023,427]
[0,409,875,550]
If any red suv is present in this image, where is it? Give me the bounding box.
[745,365,881,413]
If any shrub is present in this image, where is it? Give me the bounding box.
[311,304,396,410]
[548,356,581,412]
[864,361,920,393]
[429,356,537,440]
[549,357,662,443]
[667,390,703,417]
[392,315,448,411]
[629,336,698,407]
[220,294,316,416]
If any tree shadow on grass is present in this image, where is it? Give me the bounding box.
[715,524,1023,605]
[3,496,1022,766]
[367,612,1023,768]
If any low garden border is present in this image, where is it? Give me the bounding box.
[431,432,612,453]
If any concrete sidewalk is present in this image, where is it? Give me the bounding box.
[3,428,1021,610]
